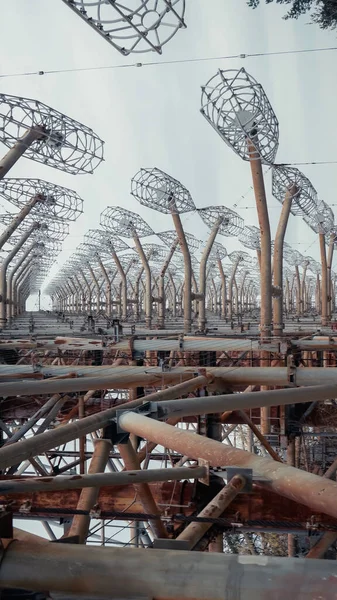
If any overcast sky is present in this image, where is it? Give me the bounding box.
[1,0,337,308]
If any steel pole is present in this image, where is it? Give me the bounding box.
[119,411,337,520]
[0,223,40,326]
[0,195,44,250]
[198,218,223,332]
[0,127,45,180]
[66,438,112,543]
[7,243,38,321]
[319,232,328,326]
[111,248,127,320]
[171,210,192,333]
[158,240,178,329]
[133,233,152,328]
[273,185,298,336]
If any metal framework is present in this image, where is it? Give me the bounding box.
[61,0,187,56]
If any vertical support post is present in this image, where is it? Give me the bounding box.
[171,209,192,333]
[273,185,297,336]
[198,218,223,332]
[319,232,328,326]
[66,438,112,544]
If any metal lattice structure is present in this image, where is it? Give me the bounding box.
[0,178,83,221]
[158,230,200,253]
[100,206,154,237]
[131,167,195,214]
[198,206,244,236]
[200,68,279,164]
[238,225,261,250]
[0,93,104,174]
[61,0,186,56]
[272,166,318,217]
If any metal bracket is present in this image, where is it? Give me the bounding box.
[116,401,163,436]
[226,467,253,493]
[287,355,297,386]
[153,539,190,551]
[198,459,210,486]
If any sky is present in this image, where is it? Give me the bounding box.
[1,0,337,309]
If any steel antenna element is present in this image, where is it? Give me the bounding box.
[201,68,279,435]
[200,68,279,164]
[196,205,243,332]
[61,0,186,56]
[0,178,83,249]
[271,165,317,335]
[0,92,104,178]
[304,200,335,326]
[131,166,197,333]
[227,250,252,321]
[157,230,200,254]
[272,166,317,217]
[101,206,154,328]
[136,242,173,328]
[209,242,228,320]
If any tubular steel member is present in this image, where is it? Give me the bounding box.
[197,207,243,332]
[0,466,207,495]
[131,167,196,333]
[117,439,168,538]
[0,92,104,176]
[1,542,336,599]
[66,438,112,544]
[0,222,41,326]
[119,411,337,520]
[158,239,179,329]
[176,474,246,550]
[101,207,154,327]
[8,244,43,322]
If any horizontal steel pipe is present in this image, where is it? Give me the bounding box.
[0,465,205,498]
[3,367,337,393]
[158,384,337,419]
[119,412,337,520]
[1,542,336,599]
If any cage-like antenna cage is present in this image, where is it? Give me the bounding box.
[227,250,252,264]
[200,68,279,164]
[209,241,228,260]
[0,93,104,175]
[84,228,129,252]
[283,246,304,267]
[100,207,154,238]
[272,166,318,217]
[238,225,261,250]
[307,260,321,275]
[136,242,168,261]
[0,178,83,221]
[157,230,200,253]
[61,0,186,56]
[0,214,70,242]
[303,201,335,235]
[131,167,195,214]
[198,206,244,237]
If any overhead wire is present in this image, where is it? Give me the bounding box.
[0,46,336,79]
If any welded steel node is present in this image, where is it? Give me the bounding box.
[198,206,244,237]
[157,230,200,253]
[84,228,129,252]
[100,206,154,237]
[238,225,261,250]
[0,93,104,174]
[272,166,318,217]
[200,68,279,164]
[131,167,195,214]
[62,0,186,56]
[0,178,83,221]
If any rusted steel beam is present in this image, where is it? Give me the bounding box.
[1,541,336,599]
[2,483,337,531]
